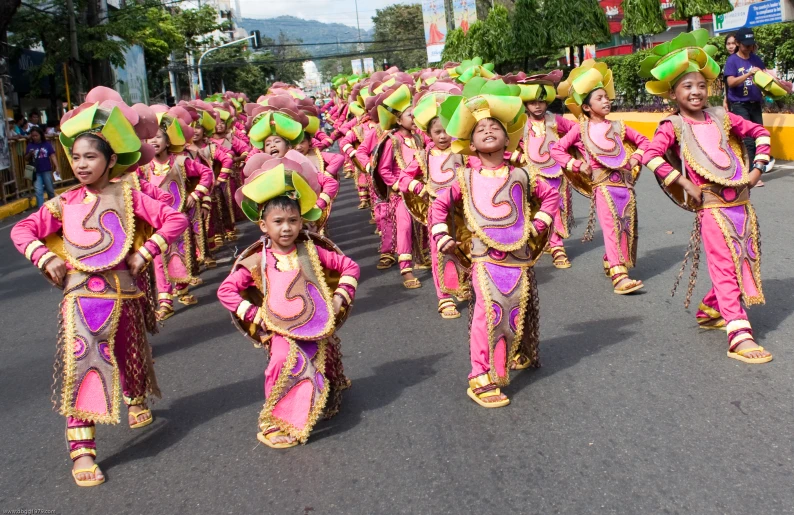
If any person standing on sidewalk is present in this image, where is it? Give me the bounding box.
[724,28,773,172]
[25,127,58,207]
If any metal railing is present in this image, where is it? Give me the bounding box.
[2,135,76,205]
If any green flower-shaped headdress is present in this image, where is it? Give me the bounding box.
[448,57,496,84]
[235,150,322,222]
[413,82,462,132]
[438,77,526,155]
[754,70,791,100]
[245,95,308,149]
[639,29,720,97]
[367,83,414,130]
[558,60,616,118]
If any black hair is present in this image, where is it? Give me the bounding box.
[261,195,301,219]
[29,126,45,140]
[73,133,114,164]
[581,88,606,118]
[14,113,25,123]
[428,116,443,131]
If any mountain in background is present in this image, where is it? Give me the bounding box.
[239,16,374,56]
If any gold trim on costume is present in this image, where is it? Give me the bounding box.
[194,184,210,195]
[608,265,628,275]
[24,240,45,261]
[663,170,681,187]
[726,319,752,333]
[647,157,666,172]
[67,427,96,441]
[338,276,358,289]
[533,211,553,227]
[37,251,57,269]
[711,205,764,305]
[69,447,97,460]
[753,154,770,162]
[137,246,153,263]
[431,223,449,235]
[150,234,168,253]
[398,253,413,262]
[319,192,332,204]
[565,158,577,171]
[236,300,253,320]
[334,288,352,304]
[755,136,771,147]
[408,179,421,192]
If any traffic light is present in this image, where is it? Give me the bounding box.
[250,30,262,50]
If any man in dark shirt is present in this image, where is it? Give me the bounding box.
[724,27,769,166]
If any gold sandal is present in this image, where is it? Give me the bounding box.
[438,299,460,319]
[551,247,571,269]
[466,376,510,408]
[727,345,773,364]
[155,303,174,321]
[509,353,532,370]
[177,294,198,306]
[403,277,422,289]
[610,266,643,295]
[257,426,299,449]
[377,254,396,270]
[72,464,105,487]
[128,407,154,429]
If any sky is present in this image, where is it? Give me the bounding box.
[237,0,400,30]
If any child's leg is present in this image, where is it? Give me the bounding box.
[395,198,417,282]
[114,303,154,427]
[67,417,103,483]
[596,187,641,292]
[429,225,456,316]
[264,335,291,399]
[153,255,174,319]
[467,266,508,404]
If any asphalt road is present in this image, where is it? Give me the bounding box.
[0,163,792,515]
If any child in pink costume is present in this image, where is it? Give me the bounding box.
[551,61,649,295]
[217,151,359,448]
[429,79,559,409]
[639,30,773,364]
[10,89,189,487]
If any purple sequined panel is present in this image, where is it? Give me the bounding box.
[77,297,115,334]
[292,284,330,337]
[509,306,520,333]
[721,205,748,238]
[725,145,744,181]
[483,262,522,296]
[168,182,181,211]
[79,211,128,268]
[544,176,562,190]
[482,183,525,245]
[491,302,503,326]
[300,341,318,360]
[605,186,630,216]
[596,140,627,169]
[291,349,306,375]
[315,371,325,391]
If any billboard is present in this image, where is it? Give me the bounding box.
[714,0,794,32]
[112,43,149,105]
[422,0,447,63]
[351,59,363,76]
[363,57,375,75]
[453,0,477,33]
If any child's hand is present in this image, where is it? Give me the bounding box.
[45,256,67,286]
[579,163,592,177]
[332,295,344,316]
[626,158,639,171]
[678,177,702,206]
[749,167,764,188]
[127,253,147,277]
[439,238,461,254]
[185,194,196,210]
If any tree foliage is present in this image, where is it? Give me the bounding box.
[369,3,427,71]
[755,22,794,75]
[544,0,610,48]
[672,0,733,20]
[622,0,667,37]
[512,0,550,68]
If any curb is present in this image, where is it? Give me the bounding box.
[0,186,74,222]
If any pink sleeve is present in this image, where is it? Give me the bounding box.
[132,189,189,257]
[139,177,174,206]
[428,181,462,242]
[339,129,357,157]
[315,172,339,209]
[642,121,679,182]
[728,112,771,161]
[356,129,377,168]
[376,139,399,187]
[232,137,251,156]
[10,204,63,266]
[185,157,214,195]
[550,127,585,172]
[215,147,234,181]
[217,267,257,318]
[323,152,345,178]
[556,115,577,135]
[532,173,560,232]
[398,158,423,193]
[245,147,262,162]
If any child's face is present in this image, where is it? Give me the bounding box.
[293,137,311,155]
[469,118,508,154]
[259,204,302,250]
[264,135,289,157]
[583,88,611,118]
[30,130,41,143]
[149,130,168,154]
[192,125,205,142]
[428,118,450,150]
[671,72,708,113]
[71,138,117,186]
[216,121,226,134]
[526,100,548,119]
[398,108,414,131]
[725,37,737,55]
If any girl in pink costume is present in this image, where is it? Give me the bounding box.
[429,78,559,409]
[401,83,464,318]
[551,61,649,295]
[139,107,214,320]
[640,29,773,364]
[506,71,578,268]
[10,88,189,487]
[218,151,359,448]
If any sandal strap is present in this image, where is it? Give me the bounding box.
[609,265,628,277]
[611,273,629,286]
[73,464,100,475]
[733,345,764,357]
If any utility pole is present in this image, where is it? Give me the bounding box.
[65,0,83,100]
[355,0,363,52]
[444,0,454,33]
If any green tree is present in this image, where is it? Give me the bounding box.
[544,0,610,62]
[480,5,513,71]
[369,3,427,70]
[672,0,733,30]
[440,28,467,63]
[622,0,667,50]
[755,22,794,75]
[511,0,550,70]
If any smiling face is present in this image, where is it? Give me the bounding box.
[71,136,118,187]
[525,100,548,120]
[215,120,227,134]
[149,129,168,155]
[671,72,708,115]
[192,125,205,142]
[258,200,302,252]
[264,135,289,157]
[469,118,508,154]
[428,117,450,150]
[582,88,611,118]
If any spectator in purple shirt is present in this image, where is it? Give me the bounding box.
[724,27,769,167]
[25,127,58,207]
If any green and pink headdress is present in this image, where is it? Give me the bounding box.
[58,86,149,177]
[188,100,218,134]
[503,70,563,103]
[245,95,309,149]
[412,82,462,132]
[639,29,720,97]
[366,83,413,130]
[235,150,322,222]
[151,104,195,153]
[438,76,527,155]
[753,71,792,100]
[448,57,496,84]
[557,59,616,119]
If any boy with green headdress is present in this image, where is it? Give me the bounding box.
[428,77,560,408]
[641,29,773,364]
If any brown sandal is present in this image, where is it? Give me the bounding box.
[377,254,396,270]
